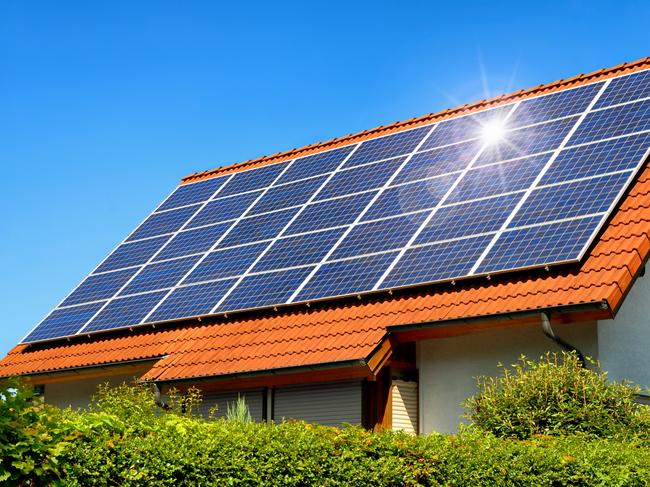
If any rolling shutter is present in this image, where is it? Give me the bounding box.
[273,381,362,426]
[200,388,264,421]
[391,380,418,433]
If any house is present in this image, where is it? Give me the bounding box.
[1,58,650,434]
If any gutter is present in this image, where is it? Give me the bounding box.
[540,312,587,367]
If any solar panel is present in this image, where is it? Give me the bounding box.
[23,68,650,343]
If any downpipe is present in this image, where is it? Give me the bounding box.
[540,312,587,367]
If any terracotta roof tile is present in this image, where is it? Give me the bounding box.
[3,58,650,382]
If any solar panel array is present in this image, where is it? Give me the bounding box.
[23,69,650,343]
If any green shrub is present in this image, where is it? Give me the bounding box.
[464,351,650,439]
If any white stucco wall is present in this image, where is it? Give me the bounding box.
[44,373,142,410]
[598,274,650,390]
[417,321,598,434]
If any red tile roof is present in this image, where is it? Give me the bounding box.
[2,57,650,382]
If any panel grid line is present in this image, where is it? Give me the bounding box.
[469,78,612,275]
[371,102,521,290]
[287,123,440,303]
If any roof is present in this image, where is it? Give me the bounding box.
[2,57,650,383]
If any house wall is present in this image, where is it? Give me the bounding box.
[417,320,599,434]
[598,273,650,390]
[44,373,141,409]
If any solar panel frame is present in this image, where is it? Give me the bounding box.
[21,67,650,344]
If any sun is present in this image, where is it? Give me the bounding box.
[481,120,507,145]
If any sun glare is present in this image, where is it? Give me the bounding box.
[481,120,507,145]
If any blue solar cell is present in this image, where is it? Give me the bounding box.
[383,235,493,287]
[416,193,521,244]
[217,267,314,312]
[148,279,238,322]
[250,175,326,215]
[508,82,603,127]
[218,208,299,248]
[295,252,398,302]
[96,236,171,273]
[23,302,105,342]
[476,116,579,166]
[187,191,262,229]
[343,126,431,168]
[394,140,482,184]
[253,228,345,272]
[157,176,229,212]
[154,222,231,261]
[127,205,198,242]
[422,105,512,150]
[219,162,289,197]
[543,132,650,185]
[183,243,268,284]
[510,172,630,228]
[477,216,601,274]
[569,98,650,146]
[286,191,377,235]
[119,255,201,296]
[332,213,426,259]
[595,70,650,109]
[278,145,356,183]
[363,175,457,221]
[317,158,404,200]
[447,154,549,204]
[84,291,168,332]
[62,268,139,307]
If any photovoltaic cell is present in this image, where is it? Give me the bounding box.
[119,255,201,296]
[542,132,650,185]
[249,175,326,215]
[154,222,231,261]
[394,140,482,184]
[422,105,512,150]
[253,228,345,272]
[22,69,650,344]
[447,154,549,204]
[157,176,228,212]
[595,70,650,109]
[317,157,405,200]
[24,303,105,342]
[83,291,168,333]
[476,116,579,166]
[96,236,171,273]
[295,252,398,302]
[332,213,427,259]
[217,267,314,312]
[218,208,299,248]
[62,268,139,307]
[383,235,493,287]
[278,145,356,183]
[477,216,601,274]
[183,243,267,284]
[127,205,198,242]
[509,172,630,228]
[569,98,650,145]
[415,193,521,244]
[343,125,431,168]
[186,191,262,229]
[508,82,602,127]
[286,191,377,235]
[218,162,290,197]
[149,279,238,322]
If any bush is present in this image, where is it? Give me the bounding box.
[464,351,650,439]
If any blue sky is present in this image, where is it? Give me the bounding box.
[1,1,649,357]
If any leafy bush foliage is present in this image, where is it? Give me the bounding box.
[1,355,649,486]
[464,352,650,439]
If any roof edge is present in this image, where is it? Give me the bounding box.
[181,56,650,184]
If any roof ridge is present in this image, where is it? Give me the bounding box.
[181,56,650,185]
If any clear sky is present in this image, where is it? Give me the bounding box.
[1,1,649,357]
